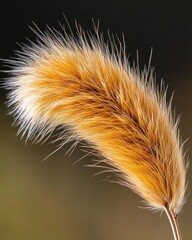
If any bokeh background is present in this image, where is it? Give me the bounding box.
[0,1,191,239]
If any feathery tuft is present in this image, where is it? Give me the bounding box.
[5,24,186,217]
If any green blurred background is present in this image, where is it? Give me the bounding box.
[0,1,191,239]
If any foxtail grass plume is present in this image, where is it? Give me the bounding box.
[5,22,187,240]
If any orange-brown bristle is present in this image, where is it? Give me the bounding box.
[6,25,187,215]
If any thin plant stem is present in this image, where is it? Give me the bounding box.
[164,207,182,240]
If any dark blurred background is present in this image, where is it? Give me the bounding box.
[0,1,191,239]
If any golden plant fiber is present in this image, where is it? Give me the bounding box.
[5,24,187,218]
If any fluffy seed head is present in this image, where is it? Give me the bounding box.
[5,24,187,214]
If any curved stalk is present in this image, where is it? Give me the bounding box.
[164,207,182,240]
